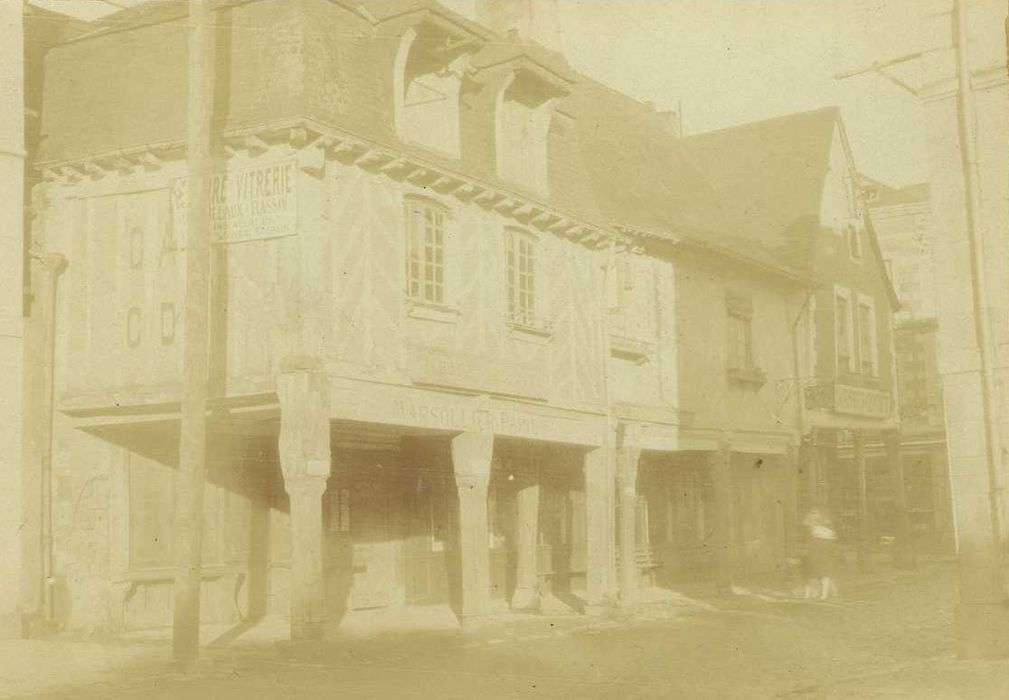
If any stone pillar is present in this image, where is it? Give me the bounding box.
[277,359,331,640]
[884,430,916,570]
[285,478,327,640]
[450,431,493,624]
[583,447,616,608]
[617,445,642,602]
[709,443,735,593]
[511,477,540,611]
[852,430,870,572]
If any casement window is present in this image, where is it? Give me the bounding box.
[835,287,856,373]
[846,224,862,261]
[405,198,447,305]
[506,229,537,326]
[727,313,753,371]
[857,294,878,376]
[725,293,754,371]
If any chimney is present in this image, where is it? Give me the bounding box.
[476,0,565,55]
[658,109,683,138]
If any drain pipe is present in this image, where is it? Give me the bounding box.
[28,249,66,632]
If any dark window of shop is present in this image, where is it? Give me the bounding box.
[405,198,446,305]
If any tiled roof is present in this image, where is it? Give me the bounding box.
[670,107,841,271]
[33,0,864,282]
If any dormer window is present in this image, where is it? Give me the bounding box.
[495,68,565,195]
[393,24,473,158]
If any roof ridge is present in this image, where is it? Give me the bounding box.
[680,105,840,142]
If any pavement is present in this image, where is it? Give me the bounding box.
[3,556,1009,699]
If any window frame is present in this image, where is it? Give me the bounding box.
[404,196,449,307]
[834,285,856,375]
[856,293,879,377]
[846,224,863,262]
[505,227,539,327]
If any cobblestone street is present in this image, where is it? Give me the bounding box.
[3,558,1008,699]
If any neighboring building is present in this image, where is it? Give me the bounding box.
[862,179,954,554]
[16,0,904,640]
[670,109,906,568]
[918,0,1009,656]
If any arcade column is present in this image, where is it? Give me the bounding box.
[617,444,642,602]
[451,431,494,625]
[511,473,541,612]
[709,443,735,593]
[277,358,331,640]
[583,446,616,609]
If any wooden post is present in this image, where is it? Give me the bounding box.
[709,443,735,593]
[511,476,540,611]
[852,430,870,572]
[172,0,215,664]
[583,446,616,609]
[450,431,493,625]
[885,430,916,570]
[617,444,641,602]
[277,359,331,640]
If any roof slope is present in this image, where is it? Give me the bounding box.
[671,107,840,271]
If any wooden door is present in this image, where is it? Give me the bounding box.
[347,474,400,610]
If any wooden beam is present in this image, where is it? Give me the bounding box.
[289,126,311,148]
[431,175,461,193]
[82,159,102,177]
[331,140,364,163]
[475,190,503,207]
[357,151,394,171]
[407,169,437,185]
[244,134,269,155]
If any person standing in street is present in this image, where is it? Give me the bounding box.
[802,507,839,600]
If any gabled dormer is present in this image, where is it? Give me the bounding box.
[390,13,484,158]
[467,46,572,196]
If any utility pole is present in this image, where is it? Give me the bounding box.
[949,0,1007,656]
[0,0,25,639]
[172,0,215,666]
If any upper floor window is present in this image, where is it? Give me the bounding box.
[835,288,854,373]
[725,291,763,386]
[846,224,862,261]
[726,306,753,371]
[506,229,537,326]
[857,295,878,377]
[405,198,447,305]
[393,25,472,158]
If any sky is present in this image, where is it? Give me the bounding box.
[444,0,929,187]
[32,0,929,187]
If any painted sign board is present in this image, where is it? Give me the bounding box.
[407,344,546,400]
[804,382,891,419]
[170,160,297,245]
